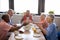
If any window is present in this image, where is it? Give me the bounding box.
[45,0,60,15]
[0,0,9,12]
[14,0,38,14]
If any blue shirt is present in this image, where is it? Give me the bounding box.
[46,23,58,40]
[8,19,13,25]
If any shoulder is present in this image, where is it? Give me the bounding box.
[52,23,56,27]
[1,20,13,28]
[5,23,13,27]
[49,23,56,29]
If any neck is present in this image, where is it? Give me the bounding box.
[8,14,11,18]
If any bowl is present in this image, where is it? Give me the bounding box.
[23,24,31,31]
[15,34,23,40]
[15,36,23,40]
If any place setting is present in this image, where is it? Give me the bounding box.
[32,26,41,38]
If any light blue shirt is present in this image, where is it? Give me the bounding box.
[8,19,13,25]
[45,23,58,40]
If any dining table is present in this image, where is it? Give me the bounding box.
[8,23,46,40]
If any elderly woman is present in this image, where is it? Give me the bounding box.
[37,15,58,40]
[36,14,48,29]
[21,10,33,24]
[39,14,48,29]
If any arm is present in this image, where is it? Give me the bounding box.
[40,23,56,37]
[38,25,47,35]
[21,15,26,23]
[29,15,33,21]
[9,23,29,32]
[9,27,21,32]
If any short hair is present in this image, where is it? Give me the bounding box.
[1,14,9,20]
[41,14,46,17]
[48,15,54,21]
[7,9,14,14]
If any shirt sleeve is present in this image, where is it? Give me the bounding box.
[46,24,55,37]
[5,23,13,31]
[29,15,33,21]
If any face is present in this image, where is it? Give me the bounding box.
[4,15,10,23]
[26,10,30,15]
[8,10,14,17]
[46,16,52,23]
[10,11,14,16]
[40,15,45,20]
[6,17,10,23]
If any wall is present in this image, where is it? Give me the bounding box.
[11,14,40,24]
[55,17,60,31]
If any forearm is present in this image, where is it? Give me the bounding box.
[36,24,47,35]
[39,26,47,35]
[9,27,21,32]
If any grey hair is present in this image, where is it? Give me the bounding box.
[7,9,14,14]
[41,14,46,17]
[48,15,54,21]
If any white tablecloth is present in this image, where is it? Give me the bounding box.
[8,23,46,40]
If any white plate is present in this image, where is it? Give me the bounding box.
[16,24,21,27]
[15,36,23,40]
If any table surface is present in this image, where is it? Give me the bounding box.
[8,23,46,40]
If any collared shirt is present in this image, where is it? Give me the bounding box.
[46,23,58,40]
[0,20,12,40]
[7,14,13,25]
[8,19,13,25]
